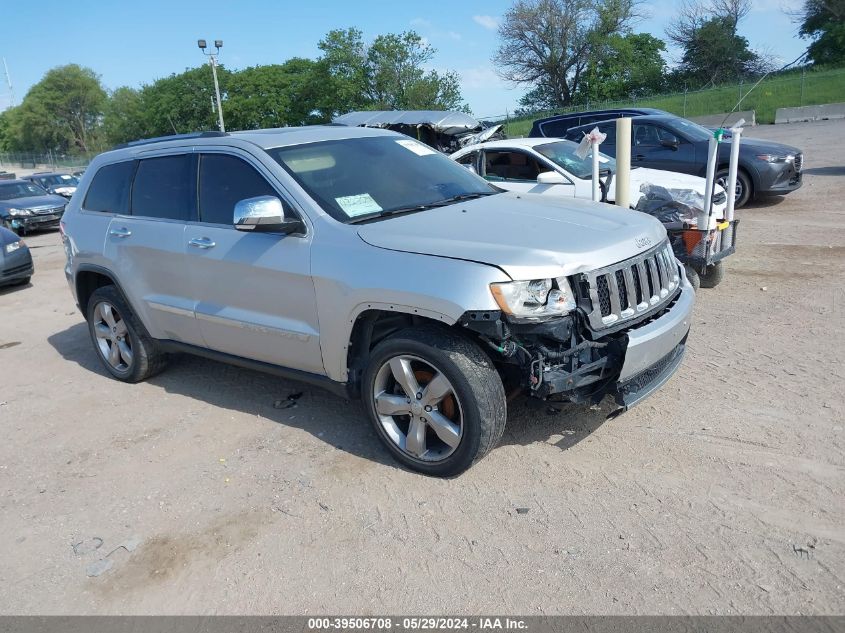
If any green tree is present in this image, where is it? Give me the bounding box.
[0,107,13,151]
[4,64,107,153]
[580,32,667,102]
[798,0,845,65]
[315,28,468,115]
[667,0,771,87]
[494,0,640,108]
[314,28,370,117]
[102,87,146,145]
[365,32,466,110]
[226,59,324,129]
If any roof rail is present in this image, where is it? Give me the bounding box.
[113,130,229,150]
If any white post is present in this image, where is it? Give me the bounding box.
[209,56,225,133]
[615,117,631,209]
[724,127,742,222]
[700,130,721,228]
[591,139,601,202]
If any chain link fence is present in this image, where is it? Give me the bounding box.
[0,150,96,176]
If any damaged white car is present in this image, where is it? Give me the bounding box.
[451,138,728,222]
[333,110,504,154]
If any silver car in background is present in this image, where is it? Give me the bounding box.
[62,126,694,476]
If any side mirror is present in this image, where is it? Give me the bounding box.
[234,195,303,233]
[660,139,680,150]
[537,171,567,185]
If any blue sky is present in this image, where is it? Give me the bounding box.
[0,0,806,118]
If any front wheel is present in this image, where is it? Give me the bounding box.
[716,168,752,209]
[362,327,507,477]
[684,265,701,291]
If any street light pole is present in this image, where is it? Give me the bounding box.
[198,39,225,133]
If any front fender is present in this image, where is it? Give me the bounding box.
[312,237,509,382]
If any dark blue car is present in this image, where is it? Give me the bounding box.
[563,114,803,207]
[529,108,669,138]
[0,179,67,235]
[0,225,33,287]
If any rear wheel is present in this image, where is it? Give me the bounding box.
[700,261,725,288]
[362,327,507,477]
[86,285,168,382]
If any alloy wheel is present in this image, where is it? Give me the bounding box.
[92,301,133,372]
[372,355,463,462]
[717,174,744,204]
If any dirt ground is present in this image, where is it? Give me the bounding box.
[0,120,843,615]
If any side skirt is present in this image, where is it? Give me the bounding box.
[158,340,354,400]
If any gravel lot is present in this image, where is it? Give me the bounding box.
[1,120,843,615]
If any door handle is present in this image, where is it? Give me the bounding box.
[109,227,132,238]
[634,154,645,160]
[188,237,216,249]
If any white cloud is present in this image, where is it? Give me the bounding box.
[472,15,499,30]
[410,17,432,28]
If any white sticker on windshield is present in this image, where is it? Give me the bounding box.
[396,139,436,156]
[335,193,383,217]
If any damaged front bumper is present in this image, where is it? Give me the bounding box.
[462,279,694,412]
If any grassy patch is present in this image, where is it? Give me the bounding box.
[502,67,845,137]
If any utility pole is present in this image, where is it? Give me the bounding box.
[2,57,14,107]
[197,39,225,132]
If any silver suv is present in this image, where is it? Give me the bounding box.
[62,127,695,476]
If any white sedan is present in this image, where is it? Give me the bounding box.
[451,137,727,221]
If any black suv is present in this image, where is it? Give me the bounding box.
[563,114,803,208]
[529,108,669,138]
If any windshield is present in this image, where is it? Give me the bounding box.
[267,135,498,223]
[665,118,713,142]
[0,182,49,200]
[37,174,79,187]
[534,140,616,180]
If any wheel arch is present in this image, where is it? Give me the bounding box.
[343,305,490,399]
[75,265,129,320]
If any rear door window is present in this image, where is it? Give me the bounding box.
[198,154,280,225]
[83,161,136,214]
[131,154,195,221]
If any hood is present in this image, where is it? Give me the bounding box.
[0,194,67,211]
[620,168,726,211]
[736,138,801,156]
[356,192,667,280]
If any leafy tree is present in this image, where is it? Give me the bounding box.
[136,65,233,137]
[493,0,640,108]
[315,28,468,114]
[226,59,324,129]
[797,0,845,65]
[102,87,146,146]
[4,64,106,152]
[667,0,771,87]
[314,28,370,117]
[580,32,667,102]
[0,107,12,151]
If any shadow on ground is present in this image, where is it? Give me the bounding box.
[802,166,845,177]
[48,321,611,470]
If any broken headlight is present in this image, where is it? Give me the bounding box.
[490,277,576,318]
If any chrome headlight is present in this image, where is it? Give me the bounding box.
[7,208,32,217]
[490,277,576,318]
[5,240,24,253]
[756,154,793,163]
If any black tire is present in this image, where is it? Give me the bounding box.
[700,260,725,288]
[716,167,752,209]
[86,285,168,382]
[362,327,507,477]
[684,265,701,291]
